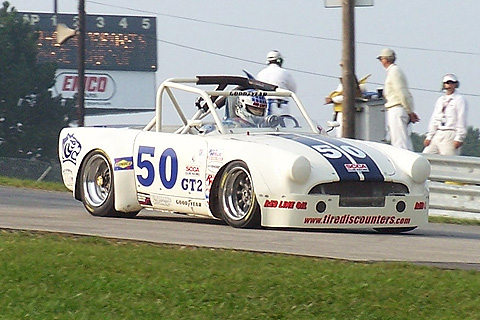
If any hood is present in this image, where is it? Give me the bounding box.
[228,132,396,182]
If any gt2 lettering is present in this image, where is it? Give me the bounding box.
[137,146,178,189]
[312,144,366,159]
[181,178,203,192]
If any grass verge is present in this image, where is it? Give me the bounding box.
[0,176,68,192]
[1,230,479,319]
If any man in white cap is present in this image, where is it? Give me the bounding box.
[422,74,467,155]
[377,48,419,150]
[257,50,297,115]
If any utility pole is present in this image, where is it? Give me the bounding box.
[77,0,86,127]
[341,0,355,138]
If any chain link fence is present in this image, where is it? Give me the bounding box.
[0,157,63,182]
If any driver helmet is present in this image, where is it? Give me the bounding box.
[266,50,283,66]
[234,92,268,126]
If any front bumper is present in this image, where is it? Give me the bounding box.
[259,193,429,229]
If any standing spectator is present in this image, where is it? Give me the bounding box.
[324,62,370,137]
[257,50,297,115]
[423,74,467,155]
[377,48,419,150]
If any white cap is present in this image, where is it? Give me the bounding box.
[266,50,283,64]
[376,48,396,59]
[443,73,458,83]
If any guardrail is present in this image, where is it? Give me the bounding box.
[422,154,480,220]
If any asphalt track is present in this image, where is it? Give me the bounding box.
[1,186,480,271]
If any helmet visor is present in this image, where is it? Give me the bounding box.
[246,104,266,116]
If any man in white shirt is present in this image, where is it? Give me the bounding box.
[256,50,297,115]
[423,74,467,155]
[377,48,419,150]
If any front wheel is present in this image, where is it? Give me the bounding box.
[79,151,138,218]
[217,161,260,228]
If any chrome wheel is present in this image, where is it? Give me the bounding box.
[218,161,260,228]
[82,153,112,209]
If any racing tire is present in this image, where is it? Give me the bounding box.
[217,161,261,228]
[374,227,417,234]
[79,150,138,218]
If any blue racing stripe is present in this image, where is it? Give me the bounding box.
[276,134,384,181]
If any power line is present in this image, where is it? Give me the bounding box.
[158,39,480,98]
[87,0,480,57]
[87,0,480,98]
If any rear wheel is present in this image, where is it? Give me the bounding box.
[79,151,138,217]
[217,161,260,228]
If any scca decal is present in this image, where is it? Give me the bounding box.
[344,163,369,172]
[264,200,307,210]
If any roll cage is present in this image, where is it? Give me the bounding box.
[143,75,320,134]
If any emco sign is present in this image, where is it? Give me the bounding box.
[54,72,116,100]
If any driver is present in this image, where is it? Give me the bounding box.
[231,94,268,127]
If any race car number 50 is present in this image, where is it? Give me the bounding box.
[136,146,178,189]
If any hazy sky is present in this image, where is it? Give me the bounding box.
[15,0,480,133]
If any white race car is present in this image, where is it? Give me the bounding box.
[59,76,430,232]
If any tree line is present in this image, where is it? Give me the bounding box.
[0,2,75,161]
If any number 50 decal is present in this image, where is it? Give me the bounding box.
[137,146,178,189]
[312,144,366,159]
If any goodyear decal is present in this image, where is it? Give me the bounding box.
[276,134,384,181]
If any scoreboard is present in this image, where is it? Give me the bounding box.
[20,12,157,72]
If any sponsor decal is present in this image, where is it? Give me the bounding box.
[114,157,133,170]
[275,133,384,182]
[61,133,82,165]
[151,195,172,207]
[205,174,214,187]
[62,169,74,187]
[303,214,411,225]
[344,163,369,173]
[263,199,308,210]
[205,174,215,200]
[208,149,223,161]
[185,165,200,176]
[54,72,116,100]
[176,199,202,207]
[229,90,267,96]
[414,201,427,210]
[137,193,152,206]
[207,161,222,174]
